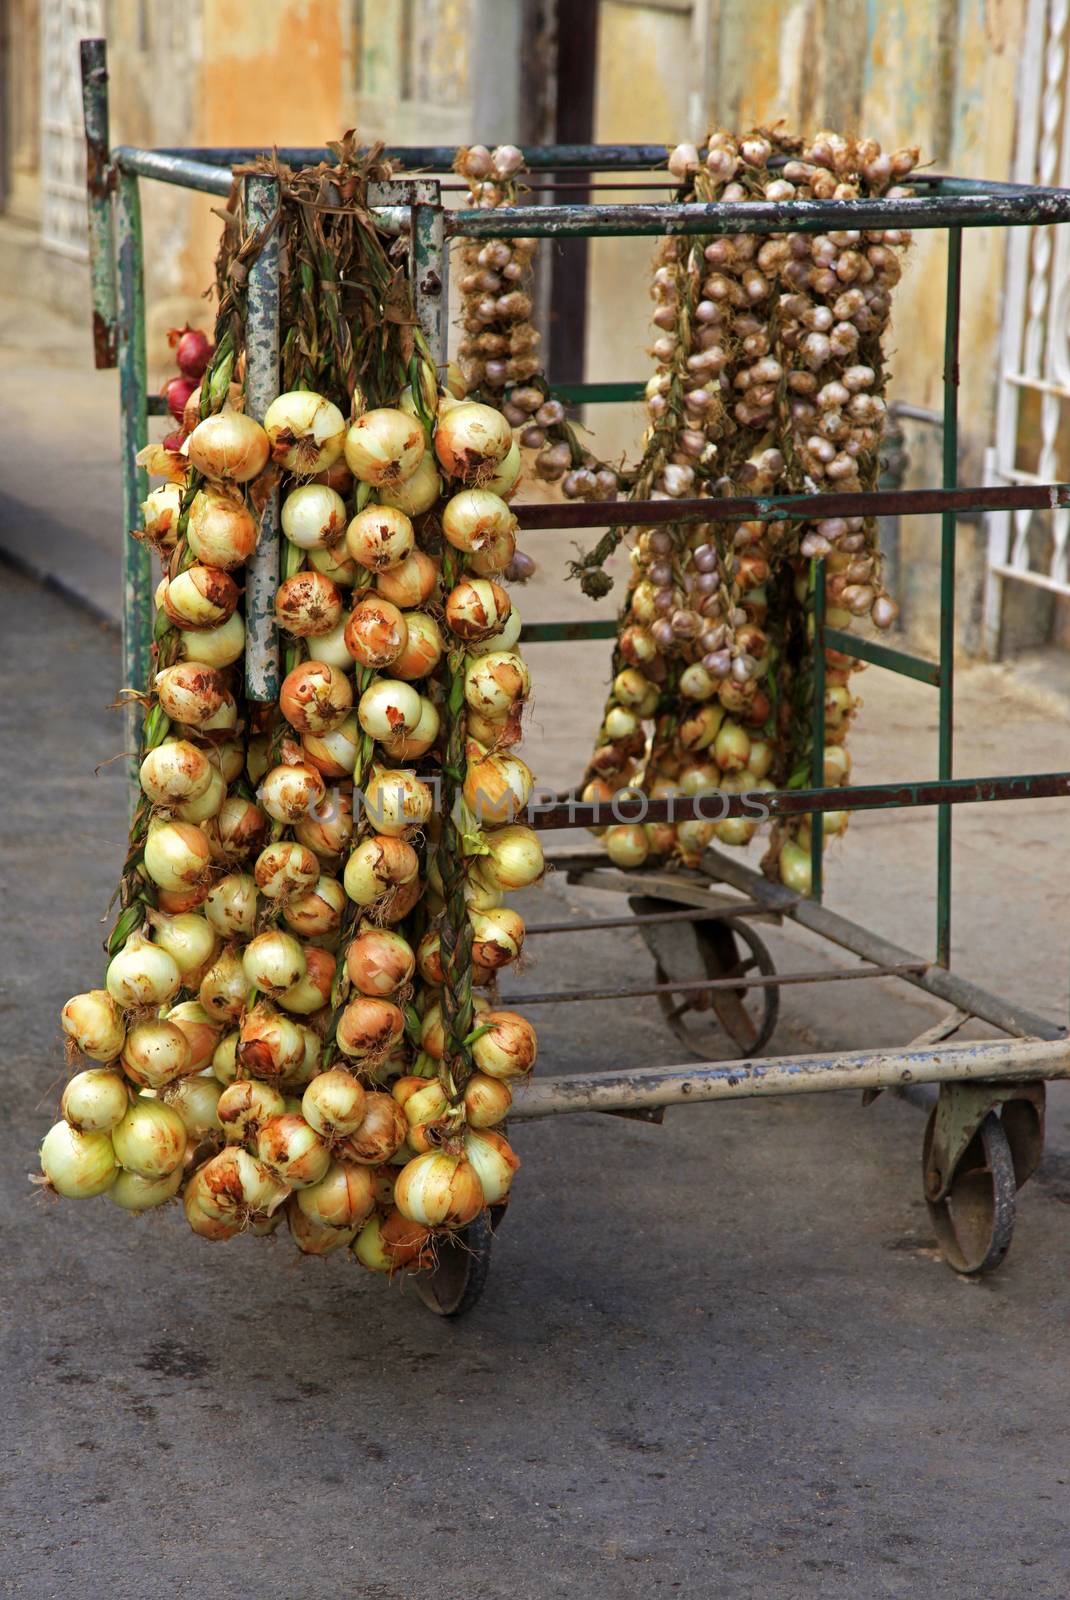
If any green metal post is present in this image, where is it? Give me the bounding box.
[810,558,827,901]
[411,180,446,364]
[937,228,962,967]
[243,175,281,702]
[115,171,150,801]
[79,38,117,368]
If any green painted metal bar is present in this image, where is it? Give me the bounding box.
[411,181,447,365]
[79,39,117,369]
[810,559,827,902]
[937,228,963,968]
[114,145,233,195]
[520,619,619,642]
[115,171,150,803]
[550,380,646,404]
[154,143,677,171]
[243,176,281,703]
[824,626,941,687]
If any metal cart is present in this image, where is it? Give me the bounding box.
[80,40,1070,1314]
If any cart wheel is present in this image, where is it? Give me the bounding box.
[922,1108,1016,1276]
[648,915,779,1058]
[412,1209,494,1318]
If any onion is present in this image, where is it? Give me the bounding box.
[345,504,415,571]
[434,402,512,480]
[415,928,444,984]
[304,618,353,671]
[446,578,511,642]
[471,1010,538,1078]
[296,1160,376,1229]
[463,1128,520,1204]
[39,1121,118,1198]
[374,548,440,608]
[464,1072,513,1128]
[464,651,530,720]
[467,606,521,658]
[112,1097,187,1177]
[264,390,346,475]
[779,840,813,895]
[295,786,354,861]
[463,751,534,827]
[308,543,360,587]
[301,1069,367,1137]
[180,611,246,669]
[110,1165,184,1212]
[257,1113,330,1188]
[339,1092,408,1164]
[214,795,268,862]
[419,995,490,1060]
[357,678,422,741]
[242,929,306,996]
[483,436,522,496]
[155,661,226,727]
[163,564,238,630]
[281,483,348,549]
[394,1151,484,1228]
[343,407,425,486]
[284,1023,326,1091]
[468,525,517,576]
[363,767,433,835]
[259,761,326,823]
[377,450,441,515]
[61,989,126,1062]
[163,1074,223,1137]
[287,1203,357,1254]
[143,910,219,984]
[190,1145,289,1222]
[336,997,405,1060]
[120,1018,193,1088]
[392,611,444,679]
[183,1181,241,1240]
[344,595,408,669]
[346,926,415,996]
[343,833,419,906]
[254,840,320,901]
[61,1068,129,1133]
[301,714,360,779]
[187,486,258,568]
[204,872,259,939]
[479,824,544,890]
[469,906,525,969]
[140,740,214,806]
[280,661,353,734]
[140,482,183,548]
[144,820,213,891]
[171,324,212,378]
[377,1206,434,1266]
[442,489,515,552]
[165,999,221,1072]
[353,1213,396,1271]
[276,945,335,1016]
[170,764,226,825]
[274,571,344,637]
[187,412,270,483]
[106,931,182,1008]
[198,944,249,1023]
[211,1031,239,1084]
[379,695,440,761]
[714,720,751,773]
[282,874,346,937]
[238,1002,307,1079]
[217,1078,286,1143]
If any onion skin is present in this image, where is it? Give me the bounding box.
[394,1150,485,1229]
[39,1122,118,1198]
[61,990,126,1063]
[337,1093,407,1164]
[296,1160,377,1229]
[471,1010,538,1079]
[256,1114,331,1189]
[344,596,408,670]
[186,412,270,483]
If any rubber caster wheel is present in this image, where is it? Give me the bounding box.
[413,1208,495,1318]
[923,1108,1016,1276]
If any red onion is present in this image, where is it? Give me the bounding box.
[163,374,197,422]
[170,325,213,380]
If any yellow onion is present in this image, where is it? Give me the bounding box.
[140,482,183,547]
[185,608,247,665]
[345,503,415,573]
[198,944,249,1023]
[61,1068,129,1133]
[139,740,214,806]
[163,564,239,632]
[106,932,182,1009]
[187,411,269,483]
[363,768,433,836]
[238,1002,307,1079]
[120,1018,193,1089]
[377,450,441,515]
[283,875,346,937]
[373,548,439,608]
[344,595,408,669]
[287,1202,357,1254]
[464,652,530,717]
[204,872,258,940]
[463,750,533,827]
[467,525,517,576]
[163,1074,223,1138]
[484,436,522,496]
[217,1077,286,1143]
[471,1010,538,1078]
[215,795,269,862]
[110,1165,184,1212]
[257,1113,331,1188]
[336,997,405,1060]
[145,909,219,981]
[282,1024,323,1092]
[479,824,544,890]
[259,761,327,823]
[171,765,227,825]
[254,840,320,900]
[190,689,238,736]
[295,785,354,861]
[301,1069,367,1137]
[445,578,511,642]
[679,704,724,752]
[155,662,226,727]
[419,996,490,1061]
[394,1150,485,1228]
[779,840,813,896]
[112,1097,187,1177]
[296,1160,376,1229]
[605,823,649,869]
[464,1072,512,1128]
[392,611,444,679]
[304,617,353,672]
[357,679,422,741]
[343,407,425,486]
[39,1121,118,1198]
[435,402,512,480]
[346,926,415,996]
[207,738,246,786]
[211,1031,239,1084]
[276,945,335,1016]
[378,696,439,761]
[265,390,346,474]
[338,1092,407,1164]
[468,606,521,657]
[714,721,751,773]
[281,482,348,550]
[189,1145,289,1221]
[164,999,221,1072]
[275,570,344,637]
[280,661,352,736]
[183,1182,241,1240]
[366,1207,434,1268]
[469,906,525,969]
[463,1127,520,1204]
[61,989,126,1062]
[824,744,851,785]
[187,486,258,568]
[309,543,360,587]
[343,834,419,906]
[242,929,306,996]
[415,927,444,985]
[442,488,515,552]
